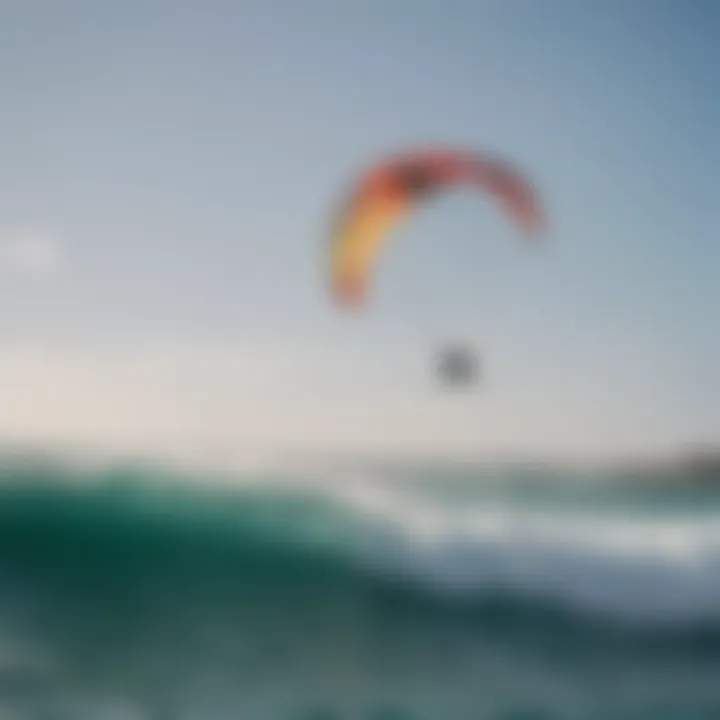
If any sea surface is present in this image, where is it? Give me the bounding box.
[0,452,719,719]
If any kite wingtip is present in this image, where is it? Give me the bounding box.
[333,276,367,310]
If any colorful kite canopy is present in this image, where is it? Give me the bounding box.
[328,147,544,308]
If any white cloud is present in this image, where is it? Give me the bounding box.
[0,230,66,279]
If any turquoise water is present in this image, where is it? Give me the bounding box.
[1,457,720,719]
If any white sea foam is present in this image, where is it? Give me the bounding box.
[319,473,720,626]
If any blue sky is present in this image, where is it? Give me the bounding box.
[0,1,717,457]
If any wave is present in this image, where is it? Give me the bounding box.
[328,474,720,624]
[2,457,720,639]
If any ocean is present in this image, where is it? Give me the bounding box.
[0,453,719,720]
